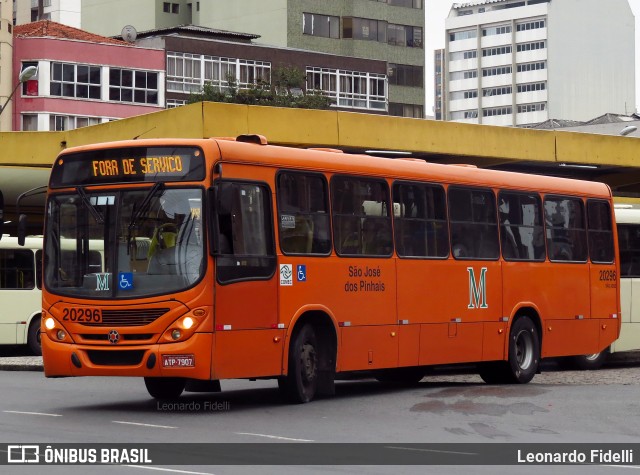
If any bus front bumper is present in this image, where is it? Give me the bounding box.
[42,332,213,380]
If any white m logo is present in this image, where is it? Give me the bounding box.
[95,273,110,291]
[467,267,488,309]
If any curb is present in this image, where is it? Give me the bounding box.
[0,357,44,372]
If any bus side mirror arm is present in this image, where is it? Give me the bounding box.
[208,186,220,256]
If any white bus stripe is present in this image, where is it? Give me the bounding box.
[124,466,215,475]
[235,432,313,442]
[112,420,177,429]
[3,410,62,417]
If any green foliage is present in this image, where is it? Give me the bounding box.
[186,66,333,110]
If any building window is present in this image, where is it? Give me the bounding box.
[450,110,478,120]
[167,52,202,93]
[388,103,423,118]
[482,106,512,117]
[375,0,423,8]
[517,61,546,72]
[166,99,187,109]
[343,17,386,41]
[482,25,511,36]
[482,66,512,77]
[517,82,546,93]
[388,64,423,87]
[307,67,387,111]
[450,70,478,81]
[303,13,340,38]
[167,52,272,94]
[22,114,38,131]
[109,68,159,105]
[517,102,546,113]
[516,41,546,52]
[449,29,477,41]
[20,62,38,96]
[387,23,422,47]
[482,45,512,57]
[483,86,512,97]
[450,90,478,100]
[50,62,101,99]
[50,115,69,131]
[450,50,477,60]
[516,19,546,31]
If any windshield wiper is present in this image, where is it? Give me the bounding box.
[76,186,104,224]
[128,182,164,230]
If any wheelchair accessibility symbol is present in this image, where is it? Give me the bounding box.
[118,272,134,290]
[297,265,307,282]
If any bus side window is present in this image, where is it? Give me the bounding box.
[0,249,35,289]
[498,191,545,261]
[276,172,331,255]
[587,200,614,264]
[392,182,449,259]
[331,176,391,256]
[449,187,499,260]
[544,196,587,262]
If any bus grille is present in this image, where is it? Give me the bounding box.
[81,308,169,327]
[86,350,145,366]
[80,334,154,342]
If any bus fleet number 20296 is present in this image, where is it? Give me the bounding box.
[30,135,620,403]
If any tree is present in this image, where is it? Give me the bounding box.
[186,66,333,110]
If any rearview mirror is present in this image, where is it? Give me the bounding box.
[17,214,28,246]
[0,190,4,241]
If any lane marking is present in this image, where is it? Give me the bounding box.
[3,410,62,417]
[385,445,477,456]
[124,466,215,475]
[235,432,313,442]
[113,420,177,429]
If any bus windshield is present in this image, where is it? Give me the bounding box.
[44,187,204,299]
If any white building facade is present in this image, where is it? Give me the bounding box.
[444,0,635,126]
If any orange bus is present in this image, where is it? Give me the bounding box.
[33,135,620,402]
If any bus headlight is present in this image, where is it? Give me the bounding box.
[45,318,56,330]
[160,309,207,344]
[56,330,66,341]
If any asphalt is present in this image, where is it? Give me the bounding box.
[1,351,639,372]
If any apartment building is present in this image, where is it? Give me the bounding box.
[13,20,165,131]
[75,0,424,118]
[14,0,81,26]
[0,0,15,131]
[444,0,635,126]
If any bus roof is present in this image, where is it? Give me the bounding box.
[57,136,613,199]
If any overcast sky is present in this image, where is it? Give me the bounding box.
[424,0,640,116]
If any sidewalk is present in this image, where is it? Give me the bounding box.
[1,351,639,373]
[0,356,43,371]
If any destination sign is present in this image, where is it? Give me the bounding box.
[50,146,205,187]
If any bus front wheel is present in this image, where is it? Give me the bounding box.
[279,324,318,404]
[144,377,186,399]
[27,317,42,356]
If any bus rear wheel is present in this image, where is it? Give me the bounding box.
[27,317,42,356]
[144,377,186,399]
[566,348,609,370]
[279,324,318,404]
[479,316,540,384]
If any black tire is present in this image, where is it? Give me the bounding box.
[479,316,540,384]
[375,367,424,385]
[279,324,318,404]
[27,317,42,356]
[478,361,509,384]
[144,377,186,399]
[568,348,609,371]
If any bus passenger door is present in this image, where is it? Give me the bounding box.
[211,181,282,380]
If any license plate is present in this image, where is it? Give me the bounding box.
[162,354,195,368]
